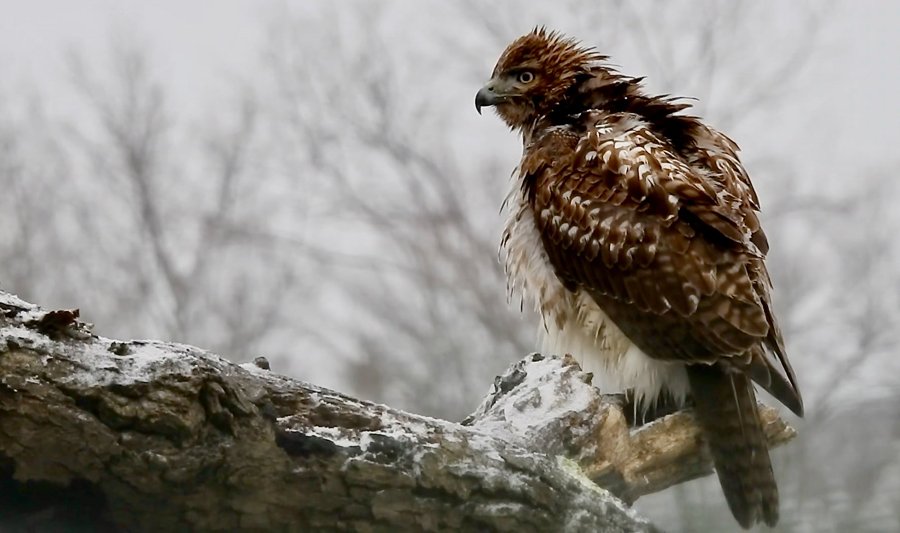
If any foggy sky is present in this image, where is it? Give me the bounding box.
[2,0,899,396]
[3,1,899,181]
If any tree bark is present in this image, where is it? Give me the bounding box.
[0,291,794,532]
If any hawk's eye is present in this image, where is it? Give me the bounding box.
[517,71,535,84]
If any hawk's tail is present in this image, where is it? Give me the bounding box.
[687,365,779,529]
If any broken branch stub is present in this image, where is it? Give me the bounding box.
[463,352,796,504]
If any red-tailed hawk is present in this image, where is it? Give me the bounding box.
[476,28,803,529]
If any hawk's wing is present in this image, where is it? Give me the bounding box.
[521,113,802,415]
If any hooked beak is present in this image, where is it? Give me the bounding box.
[475,82,505,115]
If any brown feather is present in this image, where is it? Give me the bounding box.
[525,114,768,362]
[688,365,779,529]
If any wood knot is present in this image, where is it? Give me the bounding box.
[200,379,256,435]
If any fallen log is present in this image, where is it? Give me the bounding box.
[0,291,794,531]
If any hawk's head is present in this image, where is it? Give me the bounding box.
[476,28,604,130]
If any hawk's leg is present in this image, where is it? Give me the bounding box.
[619,388,693,427]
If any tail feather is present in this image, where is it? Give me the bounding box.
[687,364,779,529]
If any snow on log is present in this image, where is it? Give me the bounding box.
[0,291,794,531]
[463,353,796,504]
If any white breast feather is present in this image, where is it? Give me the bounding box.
[501,179,689,414]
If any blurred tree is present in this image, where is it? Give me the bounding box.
[0,1,897,530]
[0,42,319,364]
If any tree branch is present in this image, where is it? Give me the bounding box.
[463,353,796,505]
[0,291,794,531]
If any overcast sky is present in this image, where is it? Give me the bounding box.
[2,0,899,399]
[0,1,897,198]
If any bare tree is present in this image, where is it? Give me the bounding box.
[0,92,78,305]
[5,42,318,367]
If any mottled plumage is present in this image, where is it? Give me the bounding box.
[477,28,802,529]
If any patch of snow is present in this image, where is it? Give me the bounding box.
[238,362,268,375]
[305,425,359,448]
[470,355,598,444]
[474,502,529,516]
[16,309,48,323]
[0,325,56,355]
[377,410,437,440]
[0,292,38,311]
[59,338,234,388]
